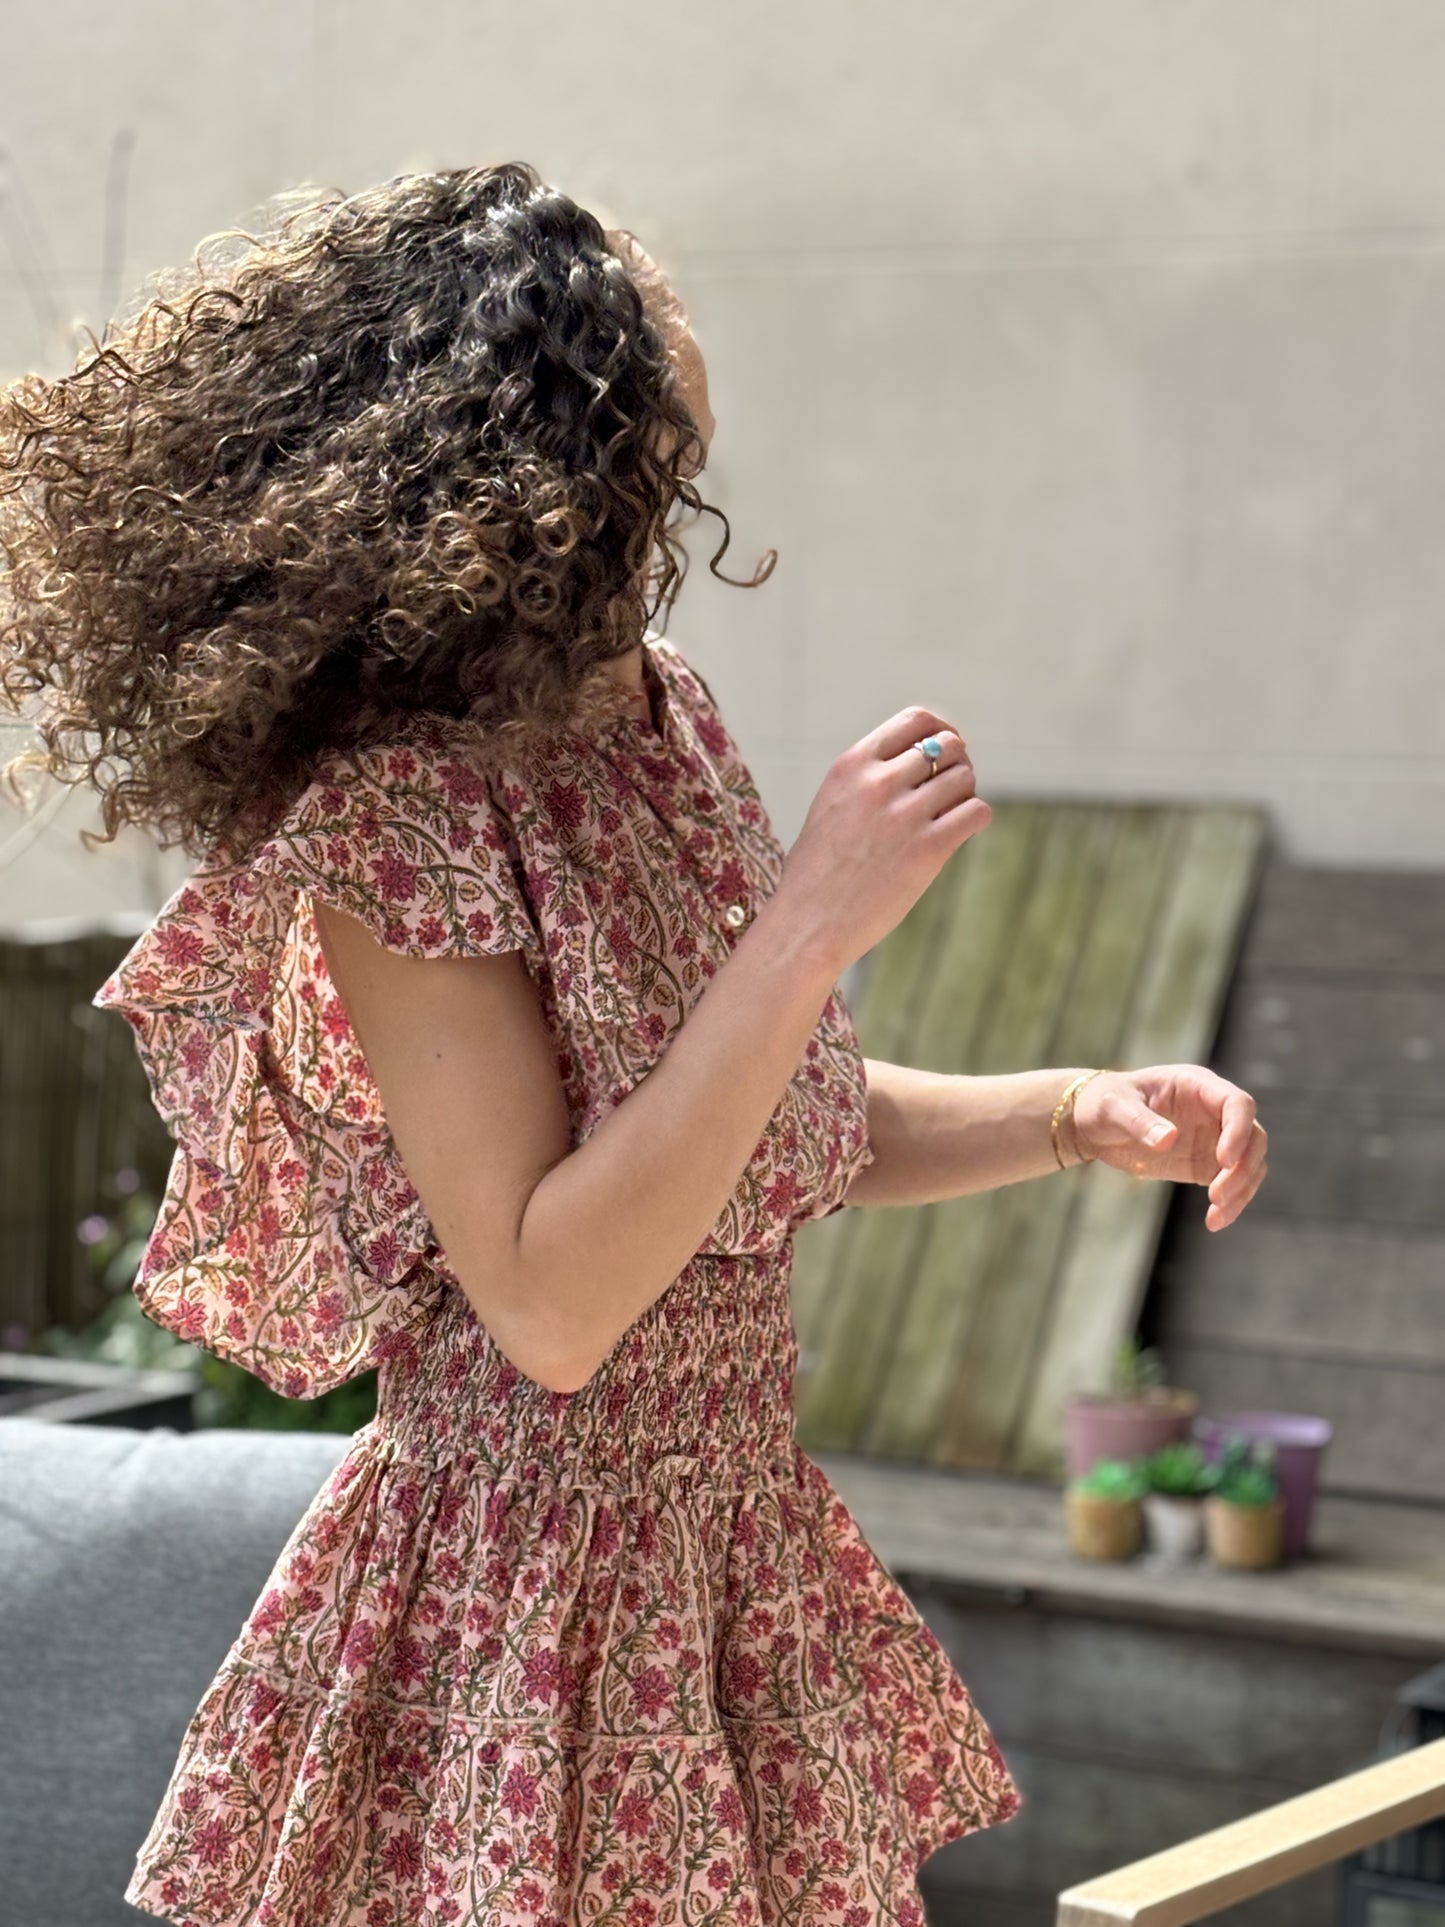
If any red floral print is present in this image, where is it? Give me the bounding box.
[96,634,1021,1925]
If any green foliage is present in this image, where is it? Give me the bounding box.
[1109,1337,1168,1398]
[1073,1456,1149,1502]
[35,1184,193,1374]
[1213,1433,1280,1507]
[1142,1439,1218,1497]
[25,1171,374,1435]
[190,1349,377,1433]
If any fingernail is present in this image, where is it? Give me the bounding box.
[1146,1122,1172,1146]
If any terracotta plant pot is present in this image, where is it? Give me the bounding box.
[1205,1495,1285,1570]
[1065,1489,1143,1562]
[1065,1386,1200,1483]
[1142,1491,1206,1560]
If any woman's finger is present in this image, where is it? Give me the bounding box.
[1215,1083,1259,1169]
[1208,1159,1267,1230]
[867,705,964,763]
[884,724,971,789]
[1209,1126,1268,1208]
[1211,1117,1268,1185]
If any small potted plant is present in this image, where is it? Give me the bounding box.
[1140,1439,1218,1559]
[1205,1434,1285,1570]
[1065,1338,1200,1482]
[1065,1456,1147,1562]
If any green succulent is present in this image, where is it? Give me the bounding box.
[1109,1337,1168,1398]
[1142,1440,1218,1497]
[1073,1456,1149,1502]
[1213,1434,1280,1506]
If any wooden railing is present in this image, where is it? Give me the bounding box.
[1057,1734,1445,1926]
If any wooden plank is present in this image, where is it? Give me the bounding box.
[925,1170,1083,1466]
[1012,807,1268,1477]
[893,809,1132,1456]
[794,802,1049,1448]
[902,801,1052,1076]
[1237,860,1445,978]
[1048,811,1192,1072]
[853,835,964,1067]
[806,1451,1445,1658]
[1211,978,1445,1104]
[933,810,1184,1467]
[1200,1094,1445,1229]
[1111,808,1269,1073]
[1136,861,1445,1512]
[789,847,964,1390]
[1157,1343,1445,1503]
[1152,1218,1445,1368]
[795,801,1266,1471]
[966,809,1121,1078]
[1055,1735,1445,1927]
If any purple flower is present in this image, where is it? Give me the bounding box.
[77,1214,110,1245]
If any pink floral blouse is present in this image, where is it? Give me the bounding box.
[96,633,1022,1927]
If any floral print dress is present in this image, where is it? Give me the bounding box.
[94,632,1022,1927]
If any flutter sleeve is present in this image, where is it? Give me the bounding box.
[92,716,545,1400]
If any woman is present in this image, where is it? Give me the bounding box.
[0,162,1266,1925]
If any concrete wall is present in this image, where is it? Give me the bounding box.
[5,0,1445,925]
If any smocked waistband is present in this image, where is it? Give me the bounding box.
[370,1245,803,1491]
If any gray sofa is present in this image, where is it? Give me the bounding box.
[0,1418,354,1927]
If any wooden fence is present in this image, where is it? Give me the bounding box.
[0,916,173,1343]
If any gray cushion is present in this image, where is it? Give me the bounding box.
[0,1418,353,1927]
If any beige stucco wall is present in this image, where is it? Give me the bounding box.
[4,0,1443,926]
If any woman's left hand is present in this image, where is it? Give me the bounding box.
[1070,1065,1267,1232]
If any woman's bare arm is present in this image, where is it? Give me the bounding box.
[841,1057,1267,1231]
[313,894,840,1396]
[836,1060,1093,1208]
[311,701,989,1397]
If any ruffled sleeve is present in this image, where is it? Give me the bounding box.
[92,715,545,1400]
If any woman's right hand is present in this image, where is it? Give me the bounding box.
[774,705,991,975]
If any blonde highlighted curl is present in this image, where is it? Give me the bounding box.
[0,160,773,862]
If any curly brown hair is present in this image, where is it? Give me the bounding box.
[0,160,774,862]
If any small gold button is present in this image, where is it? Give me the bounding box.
[724,902,748,929]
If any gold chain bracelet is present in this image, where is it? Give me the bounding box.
[1051,1067,1111,1170]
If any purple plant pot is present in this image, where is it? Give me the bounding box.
[1193,1410,1332,1563]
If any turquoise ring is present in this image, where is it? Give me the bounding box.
[915,734,943,777]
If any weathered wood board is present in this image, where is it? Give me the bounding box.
[1141,854,1445,1505]
[792,797,1268,1477]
